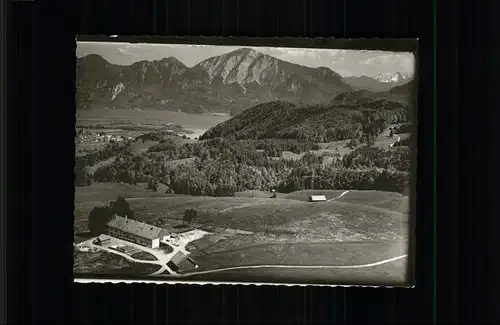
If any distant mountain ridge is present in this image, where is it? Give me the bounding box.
[372,72,411,83]
[76,48,352,115]
[344,72,413,92]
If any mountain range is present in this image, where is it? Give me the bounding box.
[76,47,413,115]
[343,72,412,92]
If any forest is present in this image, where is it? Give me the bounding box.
[75,132,411,195]
[200,99,410,143]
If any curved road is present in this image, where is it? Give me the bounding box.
[79,241,174,275]
[327,190,350,202]
[178,254,408,277]
[389,135,401,147]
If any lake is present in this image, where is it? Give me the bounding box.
[77,108,231,138]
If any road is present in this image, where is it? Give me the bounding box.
[177,254,408,277]
[77,239,177,275]
[326,190,350,202]
[389,135,401,147]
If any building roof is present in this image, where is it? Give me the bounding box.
[106,215,162,240]
[170,251,189,265]
[98,234,111,241]
[309,195,327,201]
[170,251,196,270]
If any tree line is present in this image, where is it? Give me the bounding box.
[86,136,411,195]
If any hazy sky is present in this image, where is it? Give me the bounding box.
[76,41,415,77]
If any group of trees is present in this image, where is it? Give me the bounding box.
[88,196,135,235]
[183,208,198,224]
[342,146,411,172]
[277,166,409,194]
[75,167,93,186]
[88,133,411,196]
[74,140,134,186]
[75,141,131,169]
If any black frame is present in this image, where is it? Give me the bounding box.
[73,35,420,288]
[11,0,495,322]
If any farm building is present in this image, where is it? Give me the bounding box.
[105,215,162,248]
[94,234,111,246]
[167,251,197,272]
[309,195,327,202]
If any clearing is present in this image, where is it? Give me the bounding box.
[187,241,406,272]
[74,182,168,204]
[181,257,409,285]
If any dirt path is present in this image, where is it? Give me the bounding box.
[326,190,350,202]
[178,254,408,277]
[76,240,175,275]
[389,135,401,147]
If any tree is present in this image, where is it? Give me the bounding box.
[88,206,114,235]
[215,183,236,197]
[75,167,93,187]
[148,178,159,191]
[183,208,197,224]
[110,196,135,219]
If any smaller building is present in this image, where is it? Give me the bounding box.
[309,195,327,202]
[167,251,197,272]
[94,234,111,246]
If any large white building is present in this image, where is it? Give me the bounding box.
[105,215,162,248]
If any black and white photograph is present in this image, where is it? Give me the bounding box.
[73,38,417,286]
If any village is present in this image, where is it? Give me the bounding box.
[75,129,134,144]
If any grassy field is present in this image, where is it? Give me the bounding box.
[130,251,158,261]
[283,190,347,201]
[235,190,276,199]
[74,182,168,203]
[371,197,410,214]
[130,133,192,156]
[73,183,410,284]
[189,241,406,271]
[74,183,171,232]
[164,157,196,167]
[179,257,409,285]
[113,196,408,244]
[130,140,159,155]
[87,157,117,175]
[74,184,408,237]
[73,249,161,276]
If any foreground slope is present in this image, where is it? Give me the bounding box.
[74,184,410,283]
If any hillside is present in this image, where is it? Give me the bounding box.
[344,75,395,92]
[200,95,409,142]
[76,48,352,115]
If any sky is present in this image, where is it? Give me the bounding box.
[76,41,415,78]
